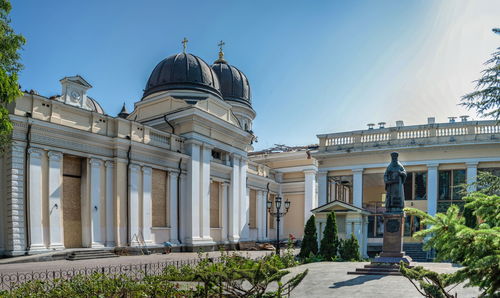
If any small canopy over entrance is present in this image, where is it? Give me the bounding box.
[311,200,370,257]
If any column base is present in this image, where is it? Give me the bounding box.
[105,241,116,247]
[49,243,65,250]
[91,242,105,248]
[29,243,48,254]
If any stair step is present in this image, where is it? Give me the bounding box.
[357,267,399,272]
[348,269,401,276]
[66,250,118,261]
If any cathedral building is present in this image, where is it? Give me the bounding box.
[1,42,499,258]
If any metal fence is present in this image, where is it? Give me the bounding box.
[0,256,224,291]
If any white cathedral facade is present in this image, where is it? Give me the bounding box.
[1,46,499,258]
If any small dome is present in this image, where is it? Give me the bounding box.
[87,96,105,114]
[211,60,251,106]
[143,53,222,99]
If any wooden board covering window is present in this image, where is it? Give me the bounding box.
[268,194,276,229]
[210,181,220,228]
[249,189,257,228]
[152,169,167,227]
[62,155,82,248]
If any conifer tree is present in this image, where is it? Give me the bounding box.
[319,211,339,260]
[338,234,361,261]
[299,215,318,258]
[461,41,500,119]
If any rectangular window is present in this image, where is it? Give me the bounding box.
[414,172,427,200]
[439,169,465,201]
[210,181,220,228]
[367,215,384,238]
[404,172,413,201]
[404,172,427,200]
[329,176,352,204]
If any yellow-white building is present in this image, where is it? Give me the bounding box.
[1,47,499,258]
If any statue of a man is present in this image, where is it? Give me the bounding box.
[384,152,406,213]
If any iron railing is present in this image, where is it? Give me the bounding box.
[0,256,223,291]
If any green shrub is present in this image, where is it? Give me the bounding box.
[319,211,340,260]
[299,215,318,258]
[338,234,361,261]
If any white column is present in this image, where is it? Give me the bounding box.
[48,151,64,250]
[129,164,140,245]
[318,171,328,206]
[256,190,264,241]
[89,158,104,247]
[104,161,115,247]
[221,182,229,242]
[168,171,179,244]
[239,158,249,240]
[362,217,369,258]
[352,168,364,208]
[228,155,240,242]
[466,162,478,193]
[28,148,45,252]
[427,164,439,216]
[201,144,212,240]
[185,141,202,244]
[142,166,153,244]
[304,170,317,222]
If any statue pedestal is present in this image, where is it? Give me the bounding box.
[348,212,412,275]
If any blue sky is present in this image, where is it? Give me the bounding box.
[11,0,500,150]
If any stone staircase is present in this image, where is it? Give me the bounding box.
[348,263,403,276]
[66,249,118,261]
[403,243,429,262]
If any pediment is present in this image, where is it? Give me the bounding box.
[311,200,370,215]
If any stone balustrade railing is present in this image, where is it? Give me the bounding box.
[318,120,500,150]
[247,160,276,180]
[12,93,185,153]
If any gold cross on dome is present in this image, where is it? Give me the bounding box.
[218,40,225,52]
[181,37,188,53]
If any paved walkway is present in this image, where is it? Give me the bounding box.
[283,262,480,298]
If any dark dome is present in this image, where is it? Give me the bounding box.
[143,53,222,99]
[211,60,251,106]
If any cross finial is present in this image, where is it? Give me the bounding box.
[217,40,226,62]
[181,37,188,53]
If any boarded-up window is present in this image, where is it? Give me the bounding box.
[210,181,220,228]
[249,189,257,228]
[152,169,167,227]
[268,194,276,229]
[62,155,83,248]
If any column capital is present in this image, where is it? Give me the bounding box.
[104,160,114,168]
[129,164,140,172]
[48,151,63,161]
[303,169,317,175]
[28,147,43,158]
[318,170,328,176]
[168,170,179,178]
[202,143,214,150]
[427,163,439,169]
[89,158,102,167]
[352,168,364,173]
[141,166,152,175]
[466,161,479,167]
[184,139,203,147]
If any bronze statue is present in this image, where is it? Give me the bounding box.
[384,152,406,213]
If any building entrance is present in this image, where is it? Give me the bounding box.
[62,155,83,248]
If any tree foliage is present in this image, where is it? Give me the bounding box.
[319,211,340,260]
[403,192,500,297]
[299,215,318,258]
[400,263,458,298]
[461,45,500,120]
[338,234,361,261]
[0,0,25,154]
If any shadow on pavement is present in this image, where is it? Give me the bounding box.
[329,275,384,289]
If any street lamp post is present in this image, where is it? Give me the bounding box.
[267,196,291,256]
